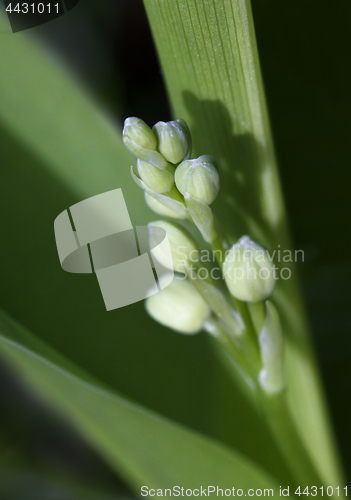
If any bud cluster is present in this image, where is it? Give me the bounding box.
[122,116,285,397]
[122,117,220,220]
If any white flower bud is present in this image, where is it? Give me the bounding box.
[153,119,191,164]
[223,236,275,302]
[175,155,220,205]
[131,168,188,218]
[144,193,184,219]
[145,276,210,334]
[258,301,285,394]
[137,159,174,193]
[123,117,167,169]
[148,220,198,273]
[123,117,156,151]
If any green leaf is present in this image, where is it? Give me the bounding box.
[142,0,344,485]
[0,17,136,208]
[0,13,223,443]
[0,309,280,491]
[0,467,130,500]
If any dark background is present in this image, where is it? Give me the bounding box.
[0,0,350,496]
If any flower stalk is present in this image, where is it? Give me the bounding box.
[123,116,325,487]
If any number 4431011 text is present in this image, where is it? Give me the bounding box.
[295,486,347,497]
[5,3,60,14]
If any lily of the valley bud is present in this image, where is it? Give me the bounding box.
[123,117,156,152]
[153,119,191,164]
[145,276,210,334]
[123,117,167,169]
[175,155,220,205]
[137,159,174,193]
[223,236,275,302]
[258,301,285,394]
[144,193,184,219]
[148,220,198,273]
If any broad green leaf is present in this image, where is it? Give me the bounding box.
[0,309,280,491]
[0,13,220,441]
[142,0,344,485]
[0,16,145,222]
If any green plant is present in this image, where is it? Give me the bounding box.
[0,0,347,496]
[121,113,337,488]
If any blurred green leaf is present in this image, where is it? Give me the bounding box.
[0,13,220,439]
[0,310,281,491]
[0,467,131,500]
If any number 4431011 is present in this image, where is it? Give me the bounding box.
[295,487,348,497]
[5,3,60,14]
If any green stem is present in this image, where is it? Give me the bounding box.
[259,390,324,487]
[248,300,266,335]
[204,318,258,405]
[185,262,260,380]
[211,224,323,487]
[233,299,261,361]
